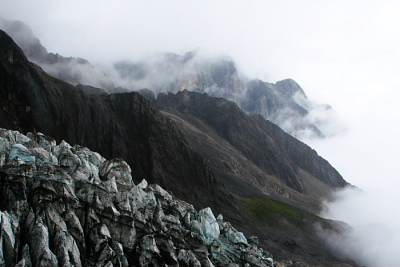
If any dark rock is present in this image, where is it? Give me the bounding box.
[138,88,156,101]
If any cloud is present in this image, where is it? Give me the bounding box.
[319,186,400,266]
[39,59,115,90]
[276,91,348,140]
[310,84,400,266]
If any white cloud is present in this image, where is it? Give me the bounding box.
[319,186,400,267]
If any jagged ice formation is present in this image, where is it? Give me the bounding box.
[0,128,274,266]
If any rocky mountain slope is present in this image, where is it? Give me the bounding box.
[0,128,275,266]
[0,18,345,139]
[156,90,347,213]
[0,30,357,266]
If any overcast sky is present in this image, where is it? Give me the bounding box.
[1,1,400,265]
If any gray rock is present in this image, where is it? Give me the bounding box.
[14,244,32,267]
[0,211,18,266]
[25,215,58,267]
[99,158,134,191]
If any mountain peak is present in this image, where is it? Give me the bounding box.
[275,78,307,98]
[0,17,48,60]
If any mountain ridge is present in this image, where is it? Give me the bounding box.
[0,29,357,266]
[155,90,347,214]
[0,18,346,140]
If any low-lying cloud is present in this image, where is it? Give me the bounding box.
[319,186,400,266]
[276,91,348,140]
[310,89,400,266]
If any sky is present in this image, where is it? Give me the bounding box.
[1,0,400,266]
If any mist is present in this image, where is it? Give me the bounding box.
[319,187,400,266]
[1,1,400,266]
[308,84,400,266]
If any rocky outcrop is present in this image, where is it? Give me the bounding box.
[0,128,274,266]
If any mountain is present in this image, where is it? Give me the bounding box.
[0,29,231,214]
[156,90,347,213]
[0,18,346,140]
[0,29,357,266]
[111,51,346,140]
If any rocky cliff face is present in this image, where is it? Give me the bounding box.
[0,128,275,266]
[157,91,303,192]
[0,29,231,213]
[250,114,346,188]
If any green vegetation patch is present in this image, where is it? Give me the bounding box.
[241,194,322,231]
